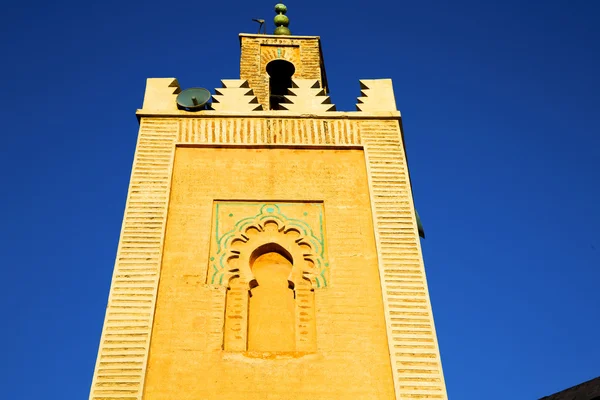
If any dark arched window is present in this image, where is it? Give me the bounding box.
[266,60,295,110]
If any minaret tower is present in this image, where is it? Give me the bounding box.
[89,4,448,399]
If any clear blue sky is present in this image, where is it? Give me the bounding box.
[1,1,599,399]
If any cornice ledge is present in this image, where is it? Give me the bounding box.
[239,33,321,40]
[136,109,401,121]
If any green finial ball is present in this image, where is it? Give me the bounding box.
[274,14,289,27]
[274,26,291,35]
[274,3,290,35]
[275,3,287,14]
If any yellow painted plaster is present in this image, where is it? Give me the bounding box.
[142,147,396,400]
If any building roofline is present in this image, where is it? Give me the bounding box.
[136,110,401,121]
[539,375,600,399]
[239,33,321,40]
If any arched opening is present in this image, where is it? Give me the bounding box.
[249,242,293,266]
[266,59,295,110]
[247,245,295,352]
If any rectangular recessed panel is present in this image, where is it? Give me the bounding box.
[143,147,396,400]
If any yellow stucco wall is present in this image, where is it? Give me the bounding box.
[88,115,448,400]
[142,147,396,399]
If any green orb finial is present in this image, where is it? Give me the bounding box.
[275,3,287,14]
[274,3,291,35]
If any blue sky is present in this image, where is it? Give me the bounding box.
[1,1,599,399]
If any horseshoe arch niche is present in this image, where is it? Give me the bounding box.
[208,203,328,354]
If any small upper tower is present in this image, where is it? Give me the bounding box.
[139,4,398,116]
[239,4,329,110]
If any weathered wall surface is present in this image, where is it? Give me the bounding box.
[143,147,395,399]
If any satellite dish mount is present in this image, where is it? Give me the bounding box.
[176,88,212,111]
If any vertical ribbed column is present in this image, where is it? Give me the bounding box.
[223,278,249,352]
[89,118,177,400]
[362,120,448,400]
[206,286,228,351]
[295,281,317,352]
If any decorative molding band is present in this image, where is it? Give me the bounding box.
[177,118,360,145]
[137,110,401,119]
[361,120,448,400]
[88,118,178,400]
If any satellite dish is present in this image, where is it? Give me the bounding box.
[176,88,211,111]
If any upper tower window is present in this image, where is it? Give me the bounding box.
[267,59,295,110]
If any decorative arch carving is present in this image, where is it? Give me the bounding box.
[260,45,300,75]
[210,204,328,289]
[211,203,325,354]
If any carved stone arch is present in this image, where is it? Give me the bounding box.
[211,204,328,290]
[215,203,325,353]
[248,242,294,288]
[261,46,300,76]
[226,222,318,293]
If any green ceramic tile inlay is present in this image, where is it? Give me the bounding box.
[211,202,328,288]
